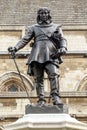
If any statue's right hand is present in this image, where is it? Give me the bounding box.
[8,47,17,59]
[8,47,16,52]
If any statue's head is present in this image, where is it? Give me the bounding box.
[37,7,52,24]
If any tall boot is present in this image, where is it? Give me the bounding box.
[36,77,46,106]
[51,93,63,105]
[50,75,63,106]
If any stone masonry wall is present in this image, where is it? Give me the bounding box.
[0,0,87,25]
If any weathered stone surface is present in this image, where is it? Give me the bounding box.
[25,104,68,114]
[3,114,87,130]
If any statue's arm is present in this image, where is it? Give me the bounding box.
[58,27,67,51]
[50,26,67,61]
[15,26,34,51]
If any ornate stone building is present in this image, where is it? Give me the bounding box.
[0,0,87,125]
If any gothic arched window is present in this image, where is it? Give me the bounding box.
[8,84,18,92]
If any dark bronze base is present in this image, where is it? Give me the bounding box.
[25,103,68,114]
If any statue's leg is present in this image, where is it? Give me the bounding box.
[32,62,46,106]
[45,63,63,106]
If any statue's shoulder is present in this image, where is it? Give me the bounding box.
[25,24,37,32]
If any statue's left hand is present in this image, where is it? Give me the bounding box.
[59,48,66,55]
[51,48,66,59]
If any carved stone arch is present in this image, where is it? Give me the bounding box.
[0,71,34,92]
[76,75,87,91]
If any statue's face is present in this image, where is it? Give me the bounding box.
[39,9,49,22]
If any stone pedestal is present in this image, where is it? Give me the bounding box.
[3,104,87,130]
[3,113,87,130]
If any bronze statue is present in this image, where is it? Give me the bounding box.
[8,7,67,107]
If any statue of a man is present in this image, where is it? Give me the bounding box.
[8,7,67,107]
